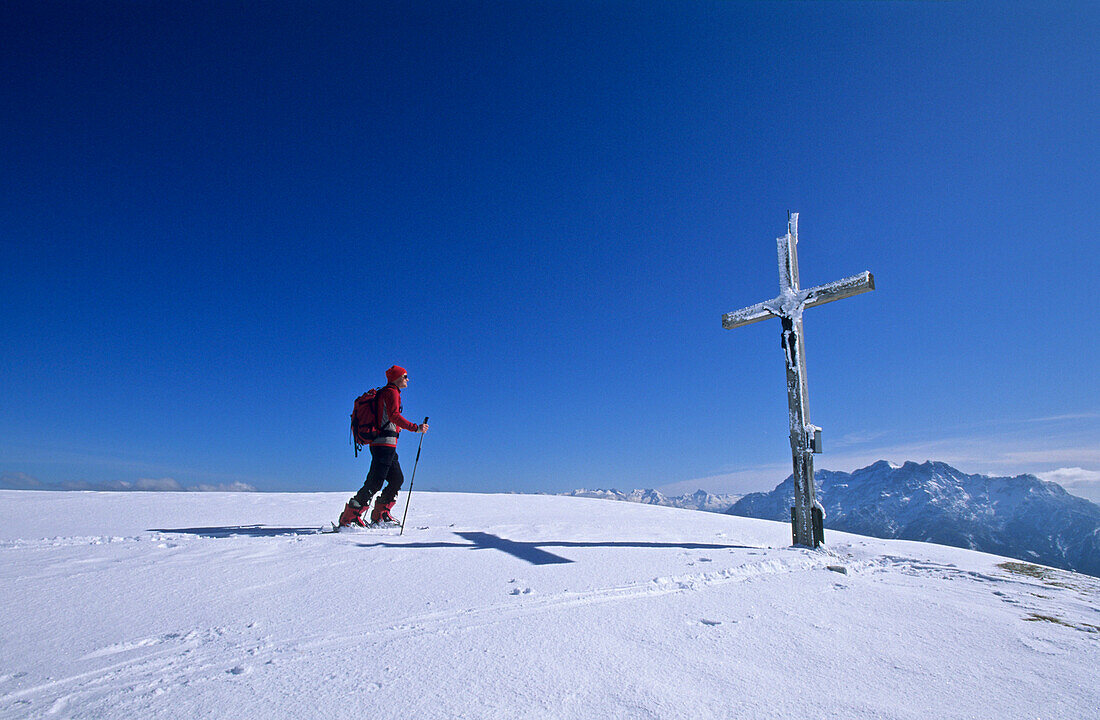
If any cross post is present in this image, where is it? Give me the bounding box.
[723,214,874,547]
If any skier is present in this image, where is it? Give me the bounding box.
[338,365,428,527]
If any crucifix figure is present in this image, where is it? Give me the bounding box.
[723,213,874,547]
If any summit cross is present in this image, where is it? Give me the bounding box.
[723,213,875,547]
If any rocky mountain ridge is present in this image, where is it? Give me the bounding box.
[728,460,1100,577]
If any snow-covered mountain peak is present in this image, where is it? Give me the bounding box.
[730,460,1100,577]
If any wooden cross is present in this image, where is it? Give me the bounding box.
[723,213,874,547]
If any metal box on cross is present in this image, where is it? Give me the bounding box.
[722,214,874,547]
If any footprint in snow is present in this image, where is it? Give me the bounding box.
[509,587,533,596]
[699,619,722,626]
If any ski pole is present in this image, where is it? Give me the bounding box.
[399,416,428,535]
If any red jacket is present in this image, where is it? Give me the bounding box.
[370,384,420,447]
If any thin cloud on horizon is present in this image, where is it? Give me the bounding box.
[0,473,257,493]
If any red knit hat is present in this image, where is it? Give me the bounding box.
[385,365,407,382]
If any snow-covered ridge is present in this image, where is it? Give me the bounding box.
[562,487,742,513]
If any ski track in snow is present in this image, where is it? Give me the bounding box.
[297,554,831,651]
[1,542,831,717]
[1,625,268,718]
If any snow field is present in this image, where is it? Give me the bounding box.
[0,490,1097,719]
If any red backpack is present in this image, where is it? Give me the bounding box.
[350,388,383,456]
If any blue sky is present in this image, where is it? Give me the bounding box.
[2,1,1098,499]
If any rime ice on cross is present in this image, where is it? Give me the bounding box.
[723,214,874,548]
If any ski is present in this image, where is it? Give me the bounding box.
[322,521,407,534]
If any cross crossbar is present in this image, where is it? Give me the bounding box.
[722,271,874,330]
[803,271,875,311]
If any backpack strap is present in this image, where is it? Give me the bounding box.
[374,385,401,441]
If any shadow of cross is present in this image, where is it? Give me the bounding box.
[354,532,760,566]
[355,532,572,565]
[454,531,573,565]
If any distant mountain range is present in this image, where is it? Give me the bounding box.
[0,472,256,493]
[729,460,1100,578]
[563,460,1100,577]
[561,488,742,514]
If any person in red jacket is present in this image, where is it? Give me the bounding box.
[338,365,428,527]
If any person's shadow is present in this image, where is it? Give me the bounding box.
[149,525,318,538]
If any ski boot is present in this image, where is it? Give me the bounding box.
[370,499,398,525]
[337,497,368,527]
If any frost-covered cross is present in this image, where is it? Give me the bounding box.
[723,213,874,548]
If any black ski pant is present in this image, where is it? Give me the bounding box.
[354,445,404,507]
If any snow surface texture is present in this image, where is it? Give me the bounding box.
[1,490,1097,719]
